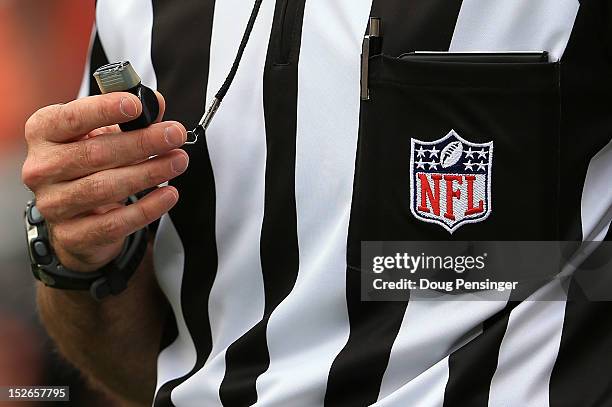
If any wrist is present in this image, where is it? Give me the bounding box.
[25,197,148,300]
[52,239,125,273]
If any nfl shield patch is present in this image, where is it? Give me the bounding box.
[410,130,493,234]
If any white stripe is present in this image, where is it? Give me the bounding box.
[558,139,612,276]
[94,1,196,398]
[449,0,580,61]
[373,2,580,404]
[377,292,508,406]
[374,356,450,407]
[95,0,157,89]
[77,24,96,99]
[253,1,372,405]
[447,3,580,406]
[488,138,612,407]
[488,280,567,407]
[581,139,612,241]
[153,215,197,395]
[169,0,275,404]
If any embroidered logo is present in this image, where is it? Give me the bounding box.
[410,130,493,233]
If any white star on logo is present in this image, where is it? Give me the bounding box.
[415,147,427,158]
[415,159,426,169]
[464,160,475,171]
[428,161,438,170]
[429,147,440,158]
[477,149,488,159]
[476,161,487,171]
[464,147,476,159]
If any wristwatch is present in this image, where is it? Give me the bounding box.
[24,195,148,301]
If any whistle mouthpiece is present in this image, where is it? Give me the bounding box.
[94,61,141,93]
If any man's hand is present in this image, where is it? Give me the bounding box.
[22,92,189,272]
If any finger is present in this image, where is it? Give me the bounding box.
[26,92,142,144]
[86,91,164,138]
[40,121,187,183]
[154,91,166,123]
[53,186,178,252]
[87,124,121,138]
[36,150,188,221]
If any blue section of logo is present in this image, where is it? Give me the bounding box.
[411,135,490,175]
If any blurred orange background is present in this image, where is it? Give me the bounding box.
[0,0,94,151]
[0,1,119,405]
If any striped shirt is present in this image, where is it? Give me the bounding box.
[80,0,612,405]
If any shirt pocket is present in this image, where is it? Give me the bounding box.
[347,54,561,267]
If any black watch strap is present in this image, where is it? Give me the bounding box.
[25,196,148,301]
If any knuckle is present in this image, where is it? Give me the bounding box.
[81,176,117,203]
[51,223,79,250]
[124,175,143,197]
[137,130,155,157]
[24,114,41,141]
[81,139,109,169]
[55,189,76,217]
[127,165,162,194]
[96,216,126,243]
[24,105,57,141]
[97,97,115,124]
[34,192,60,221]
[134,202,152,224]
[21,159,45,188]
[23,149,69,187]
[59,103,86,135]
[143,165,164,188]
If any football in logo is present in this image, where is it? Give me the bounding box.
[440,141,463,168]
[410,130,494,233]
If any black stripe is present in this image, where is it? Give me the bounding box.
[443,302,518,406]
[218,1,305,405]
[324,273,408,407]
[324,2,464,405]
[158,308,179,354]
[550,281,612,407]
[550,2,612,403]
[551,196,612,405]
[88,31,108,96]
[558,0,612,241]
[371,0,465,56]
[550,222,612,407]
[150,1,217,405]
[86,19,186,395]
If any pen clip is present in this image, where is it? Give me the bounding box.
[361,17,382,101]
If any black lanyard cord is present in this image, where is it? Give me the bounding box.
[186,0,264,144]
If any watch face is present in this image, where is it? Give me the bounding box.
[25,202,40,264]
[25,201,54,277]
[23,198,145,297]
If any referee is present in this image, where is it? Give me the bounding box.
[22,0,612,406]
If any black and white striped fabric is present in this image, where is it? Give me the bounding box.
[80,0,612,405]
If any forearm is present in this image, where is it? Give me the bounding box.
[37,245,167,405]
[22,89,184,406]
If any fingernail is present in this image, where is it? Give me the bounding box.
[120,97,138,118]
[171,154,189,174]
[164,125,185,147]
[162,188,178,206]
